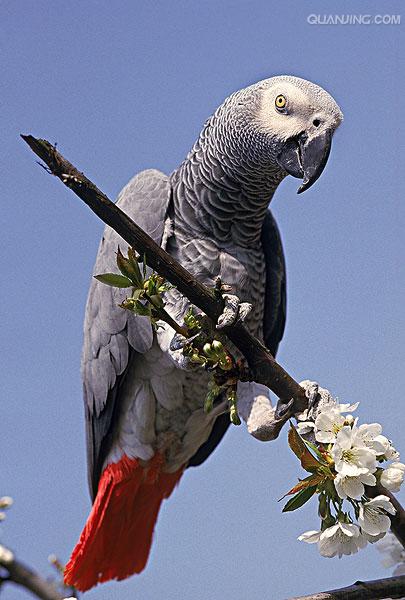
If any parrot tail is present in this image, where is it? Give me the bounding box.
[64,453,182,592]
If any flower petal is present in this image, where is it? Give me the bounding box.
[298,530,321,544]
[335,426,354,450]
[367,495,396,515]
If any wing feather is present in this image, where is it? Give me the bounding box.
[262,209,287,356]
[82,169,171,498]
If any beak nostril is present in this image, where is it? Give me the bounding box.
[313,118,321,128]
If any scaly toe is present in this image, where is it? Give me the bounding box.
[216,294,252,329]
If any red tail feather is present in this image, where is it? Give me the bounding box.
[64,454,182,592]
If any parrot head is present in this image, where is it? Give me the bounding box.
[224,75,343,194]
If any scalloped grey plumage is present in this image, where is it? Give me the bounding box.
[82,75,342,497]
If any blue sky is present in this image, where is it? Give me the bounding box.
[1,1,404,599]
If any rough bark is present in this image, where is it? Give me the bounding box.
[288,574,405,599]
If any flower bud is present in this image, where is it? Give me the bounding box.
[0,496,13,509]
[212,340,224,352]
[219,356,233,371]
[380,462,405,493]
[0,545,14,565]
[230,405,241,426]
[190,353,205,364]
[203,343,215,358]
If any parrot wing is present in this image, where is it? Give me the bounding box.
[82,169,171,499]
[261,208,287,356]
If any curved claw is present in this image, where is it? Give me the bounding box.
[275,397,295,420]
[216,294,252,330]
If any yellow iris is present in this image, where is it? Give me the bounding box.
[275,94,287,110]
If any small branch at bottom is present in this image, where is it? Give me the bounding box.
[287,573,405,600]
[0,545,72,600]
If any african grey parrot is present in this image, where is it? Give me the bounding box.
[65,75,342,591]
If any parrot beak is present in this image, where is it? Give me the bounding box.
[277,129,332,194]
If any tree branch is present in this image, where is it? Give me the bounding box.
[20,134,405,550]
[287,574,405,599]
[0,546,67,600]
[20,134,307,437]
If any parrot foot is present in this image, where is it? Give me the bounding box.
[216,294,252,330]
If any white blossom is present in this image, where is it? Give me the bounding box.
[356,423,384,451]
[380,462,405,493]
[318,522,362,558]
[384,442,400,461]
[332,426,377,477]
[356,424,398,460]
[358,495,395,536]
[295,394,359,440]
[376,435,400,460]
[314,406,346,443]
[334,472,376,500]
[298,523,363,557]
[0,512,6,521]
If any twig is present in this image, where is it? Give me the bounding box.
[20,134,405,549]
[0,546,66,600]
[287,574,405,599]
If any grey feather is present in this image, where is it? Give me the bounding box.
[82,75,342,488]
[82,169,171,498]
[262,209,287,356]
[188,209,286,467]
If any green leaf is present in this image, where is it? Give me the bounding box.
[282,485,317,512]
[94,273,133,288]
[142,253,147,279]
[117,247,142,286]
[134,301,152,316]
[132,288,144,301]
[304,439,328,463]
[279,473,325,500]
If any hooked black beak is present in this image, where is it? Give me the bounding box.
[276,129,332,194]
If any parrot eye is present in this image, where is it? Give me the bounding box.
[275,94,287,111]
